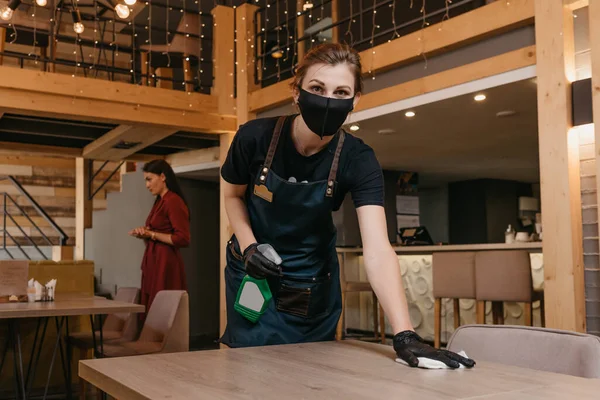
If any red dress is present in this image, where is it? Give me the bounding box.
[140,191,190,317]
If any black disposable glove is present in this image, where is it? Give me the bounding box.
[393,330,475,369]
[243,243,282,279]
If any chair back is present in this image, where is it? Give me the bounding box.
[432,251,476,299]
[475,250,533,302]
[448,324,600,378]
[139,290,189,353]
[103,287,140,340]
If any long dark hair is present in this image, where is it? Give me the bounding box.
[143,159,188,210]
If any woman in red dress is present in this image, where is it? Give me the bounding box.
[129,160,190,320]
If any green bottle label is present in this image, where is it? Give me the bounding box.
[234,275,273,323]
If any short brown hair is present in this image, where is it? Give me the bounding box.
[291,43,363,94]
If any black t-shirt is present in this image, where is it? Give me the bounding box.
[220,115,384,211]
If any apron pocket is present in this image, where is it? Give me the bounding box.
[276,276,331,318]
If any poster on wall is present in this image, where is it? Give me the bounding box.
[396,172,419,196]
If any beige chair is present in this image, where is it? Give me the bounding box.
[447,324,600,378]
[69,287,140,347]
[336,254,385,343]
[99,290,189,357]
[475,250,544,326]
[69,287,139,400]
[432,251,477,348]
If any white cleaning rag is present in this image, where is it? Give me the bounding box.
[395,351,470,369]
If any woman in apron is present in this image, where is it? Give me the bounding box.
[220,43,474,369]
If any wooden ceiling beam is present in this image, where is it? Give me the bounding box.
[0,66,237,133]
[166,146,220,169]
[83,125,177,161]
[248,0,535,113]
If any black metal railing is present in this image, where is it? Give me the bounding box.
[88,160,124,200]
[253,0,486,88]
[0,176,69,260]
[0,0,214,93]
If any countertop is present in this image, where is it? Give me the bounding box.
[336,242,543,254]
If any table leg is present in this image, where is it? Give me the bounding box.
[44,316,65,400]
[66,317,73,400]
[26,318,49,398]
[0,324,9,378]
[55,317,71,400]
[9,320,26,400]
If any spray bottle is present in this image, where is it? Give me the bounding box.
[234,244,282,323]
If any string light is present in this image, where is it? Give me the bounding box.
[369,0,376,80]
[437,0,451,32]
[344,0,353,46]
[419,0,428,69]
[389,0,399,42]
[29,1,37,65]
[275,0,281,80]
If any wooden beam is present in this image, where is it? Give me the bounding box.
[331,0,339,44]
[355,45,536,113]
[82,125,177,161]
[534,0,585,332]
[591,0,600,332]
[211,6,236,115]
[166,146,219,169]
[51,246,74,261]
[565,0,588,10]
[216,3,260,341]
[0,66,237,133]
[0,155,75,169]
[0,142,82,158]
[0,27,5,66]
[296,0,306,60]
[75,158,92,260]
[249,0,535,113]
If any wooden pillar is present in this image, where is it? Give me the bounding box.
[155,67,174,90]
[217,3,258,339]
[0,27,5,66]
[52,246,74,261]
[75,158,92,261]
[534,0,585,332]
[140,52,149,86]
[183,54,193,92]
[331,0,339,43]
[211,5,236,115]
[214,4,241,340]
[296,0,305,60]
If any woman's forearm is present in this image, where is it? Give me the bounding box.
[150,231,173,245]
[364,246,414,334]
[224,196,257,252]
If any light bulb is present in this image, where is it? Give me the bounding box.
[474,94,486,102]
[73,22,85,34]
[0,6,13,20]
[36,0,47,6]
[115,3,130,19]
[405,111,416,118]
[124,0,136,4]
[349,124,360,132]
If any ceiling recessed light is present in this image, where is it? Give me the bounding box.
[378,128,395,135]
[349,124,360,132]
[474,94,486,102]
[405,111,416,118]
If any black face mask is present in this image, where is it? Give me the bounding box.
[297,88,355,138]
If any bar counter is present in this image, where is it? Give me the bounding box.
[337,242,543,343]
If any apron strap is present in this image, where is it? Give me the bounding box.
[326,131,345,197]
[258,116,287,184]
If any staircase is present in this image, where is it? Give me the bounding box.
[0,156,134,260]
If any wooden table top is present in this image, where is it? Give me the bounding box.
[0,296,145,319]
[79,340,600,400]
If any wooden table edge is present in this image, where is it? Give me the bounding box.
[80,360,151,400]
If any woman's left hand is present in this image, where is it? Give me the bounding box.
[129,226,152,239]
[393,330,475,368]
